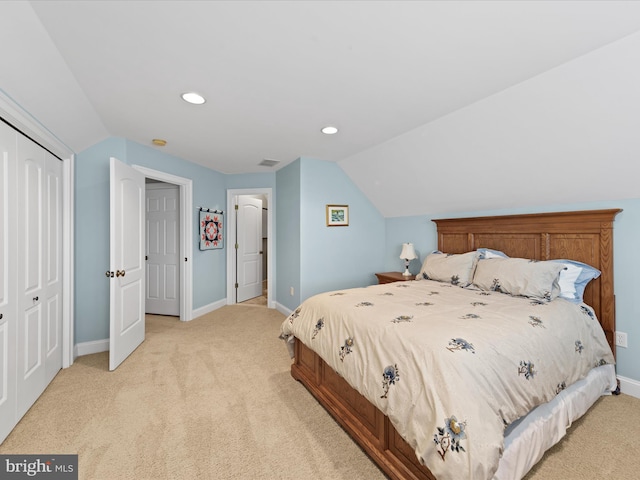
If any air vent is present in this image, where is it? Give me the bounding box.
[259,159,280,167]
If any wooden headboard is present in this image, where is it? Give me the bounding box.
[433,209,621,357]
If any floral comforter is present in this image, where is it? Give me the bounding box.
[280,279,614,480]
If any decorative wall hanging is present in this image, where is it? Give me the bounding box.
[199,207,224,250]
[326,204,349,226]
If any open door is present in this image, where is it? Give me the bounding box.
[109,157,145,371]
[236,196,263,302]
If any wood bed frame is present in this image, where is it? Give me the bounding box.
[291,209,621,480]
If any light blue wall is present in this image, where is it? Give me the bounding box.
[74,138,273,343]
[385,199,640,385]
[74,138,126,343]
[385,216,437,274]
[225,172,276,190]
[275,160,301,311]
[300,157,386,299]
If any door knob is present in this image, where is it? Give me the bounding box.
[105,270,114,278]
[116,270,126,277]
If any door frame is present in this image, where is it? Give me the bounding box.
[226,188,273,308]
[132,165,193,321]
[0,91,75,368]
[235,195,264,303]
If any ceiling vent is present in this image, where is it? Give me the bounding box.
[259,158,280,167]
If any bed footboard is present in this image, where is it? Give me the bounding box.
[292,337,435,480]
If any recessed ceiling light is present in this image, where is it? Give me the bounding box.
[321,126,339,135]
[181,92,206,105]
[152,138,167,147]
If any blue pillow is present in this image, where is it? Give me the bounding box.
[551,259,601,304]
[477,248,509,259]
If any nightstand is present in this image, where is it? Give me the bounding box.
[375,272,416,284]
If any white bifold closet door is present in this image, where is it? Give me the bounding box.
[16,132,63,419]
[0,121,18,443]
[0,120,63,443]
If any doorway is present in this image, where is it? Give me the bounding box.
[132,165,193,321]
[236,195,264,304]
[108,162,193,371]
[145,180,180,316]
[226,188,273,308]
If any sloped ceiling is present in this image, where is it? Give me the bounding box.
[2,1,640,216]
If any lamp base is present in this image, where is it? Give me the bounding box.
[402,267,412,276]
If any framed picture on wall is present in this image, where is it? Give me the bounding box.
[326,204,349,226]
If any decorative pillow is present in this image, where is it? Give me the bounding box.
[418,251,479,286]
[550,259,601,304]
[477,248,509,259]
[472,257,564,301]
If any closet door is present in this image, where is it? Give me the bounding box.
[0,122,17,442]
[44,152,63,383]
[16,133,47,419]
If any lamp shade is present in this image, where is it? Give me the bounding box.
[400,243,417,260]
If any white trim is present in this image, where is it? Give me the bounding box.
[75,339,109,357]
[132,165,193,321]
[62,154,74,367]
[0,91,73,160]
[617,375,640,399]
[0,90,75,369]
[191,298,227,320]
[275,302,292,317]
[226,188,274,309]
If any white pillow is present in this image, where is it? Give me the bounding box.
[557,263,581,297]
[550,259,601,304]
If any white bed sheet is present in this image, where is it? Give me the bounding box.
[495,363,616,479]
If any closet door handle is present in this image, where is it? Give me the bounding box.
[0,313,3,319]
[33,296,39,302]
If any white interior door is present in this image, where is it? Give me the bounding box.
[44,151,63,384]
[16,133,47,418]
[0,121,17,442]
[145,183,180,316]
[109,157,145,371]
[236,196,262,302]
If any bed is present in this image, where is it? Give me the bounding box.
[280,209,621,480]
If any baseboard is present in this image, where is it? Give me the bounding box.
[617,375,640,399]
[75,338,109,357]
[275,302,293,317]
[74,300,227,358]
[191,298,227,320]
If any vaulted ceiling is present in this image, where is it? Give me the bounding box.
[3,1,640,215]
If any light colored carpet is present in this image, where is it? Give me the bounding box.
[239,294,267,306]
[1,305,638,479]
[239,280,268,306]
